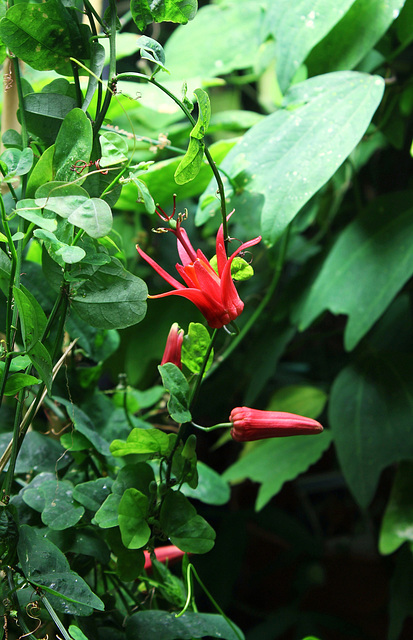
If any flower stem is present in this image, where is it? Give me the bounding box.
[208,224,291,374]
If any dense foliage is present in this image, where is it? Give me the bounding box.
[1,0,413,638]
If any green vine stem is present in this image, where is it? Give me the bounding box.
[114,71,229,247]
[5,568,38,640]
[177,563,243,640]
[92,0,117,136]
[40,593,73,640]
[0,338,77,492]
[0,193,18,353]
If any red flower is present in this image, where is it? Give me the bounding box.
[136,215,261,329]
[229,407,323,442]
[161,323,184,369]
[143,545,185,571]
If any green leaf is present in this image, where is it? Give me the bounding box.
[181,461,230,505]
[33,229,86,267]
[329,353,413,508]
[160,490,215,553]
[24,94,76,145]
[126,611,244,640]
[210,255,254,282]
[138,35,169,74]
[53,108,93,182]
[223,431,333,511]
[0,147,33,180]
[65,198,113,239]
[17,525,104,615]
[267,0,357,91]
[174,137,204,185]
[266,385,327,419]
[191,88,211,139]
[13,285,47,351]
[15,199,57,232]
[118,488,151,549]
[71,257,148,330]
[197,71,384,245]
[23,479,84,530]
[3,372,40,396]
[0,0,86,75]
[27,340,53,394]
[94,493,121,528]
[100,131,129,167]
[158,363,192,423]
[82,41,105,113]
[58,398,111,456]
[110,427,175,457]
[181,323,213,375]
[73,478,113,512]
[131,176,156,214]
[131,0,197,31]
[379,462,413,555]
[307,0,407,75]
[26,145,55,198]
[294,193,413,350]
[112,462,155,496]
[13,433,69,474]
[68,626,90,640]
[174,88,210,184]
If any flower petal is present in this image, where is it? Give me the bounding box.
[136,244,184,290]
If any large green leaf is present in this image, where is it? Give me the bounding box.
[329,352,413,508]
[159,490,215,553]
[71,257,147,330]
[53,108,93,182]
[17,525,104,615]
[13,285,47,351]
[27,340,53,394]
[294,193,413,350]
[197,72,384,245]
[164,2,264,79]
[126,610,244,640]
[23,94,76,145]
[223,431,332,511]
[131,0,197,31]
[22,479,84,530]
[0,0,86,74]
[267,0,356,91]
[307,0,407,75]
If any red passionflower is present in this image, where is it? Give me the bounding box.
[143,545,185,571]
[230,407,323,442]
[136,214,261,329]
[161,322,184,369]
